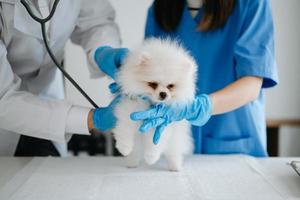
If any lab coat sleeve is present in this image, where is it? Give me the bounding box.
[70,0,121,78]
[234,0,278,88]
[0,40,72,143]
[65,106,90,135]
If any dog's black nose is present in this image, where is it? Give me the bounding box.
[159,92,167,100]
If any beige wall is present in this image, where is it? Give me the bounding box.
[267,0,300,156]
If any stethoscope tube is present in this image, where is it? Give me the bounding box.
[21,0,59,23]
[21,0,99,109]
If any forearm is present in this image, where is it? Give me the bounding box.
[87,109,105,134]
[87,109,95,131]
[70,0,121,78]
[209,76,263,115]
[0,91,73,142]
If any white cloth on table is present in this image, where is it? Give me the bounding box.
[0,155,296,200]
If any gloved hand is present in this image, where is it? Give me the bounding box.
[94,46,129,80]
[108,82,121,94]
[130,94,212,144]
[92,95,122,131]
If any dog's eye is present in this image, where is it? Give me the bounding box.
[167,84,175,90]
[148,82,158,90]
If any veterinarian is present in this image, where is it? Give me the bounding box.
[0,0,128,156]
[130,0,278,157]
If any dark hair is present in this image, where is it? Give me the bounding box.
[153,0,236,32]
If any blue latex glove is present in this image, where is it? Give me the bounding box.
[93,95,122,131]
[94,46,129,80]
[108,82,121,94]
[130,94,212,144]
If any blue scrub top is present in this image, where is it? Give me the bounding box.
[145,0,278,157]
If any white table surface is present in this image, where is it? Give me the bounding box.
[0,156,299,200]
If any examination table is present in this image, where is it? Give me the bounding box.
[0,155,299,200]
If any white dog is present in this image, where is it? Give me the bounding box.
[113,38,197,171]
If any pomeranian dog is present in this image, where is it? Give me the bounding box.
[113,38,197,171]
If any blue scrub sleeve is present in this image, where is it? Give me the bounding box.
[144,6,158,38]
[234,0,278,88]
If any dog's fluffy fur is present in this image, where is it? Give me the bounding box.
[113,38,197,171]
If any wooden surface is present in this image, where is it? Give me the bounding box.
[266,118,300,156]
[267,119,300,128]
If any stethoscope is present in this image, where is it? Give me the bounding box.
[20,0,99,108]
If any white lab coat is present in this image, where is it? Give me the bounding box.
[0,0,121,155]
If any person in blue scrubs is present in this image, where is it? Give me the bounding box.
[130,0,278,157]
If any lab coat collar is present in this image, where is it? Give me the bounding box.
[14,0,43,40]
[13,0,70,43]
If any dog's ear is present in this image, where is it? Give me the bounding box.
[137,52,151,67]
[183,58,196,72]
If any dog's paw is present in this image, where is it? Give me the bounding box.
[144,153,160,165]
[168,162,182,172]
[116,142,133,156]
[167,156,183,171]
[125,156,140,168]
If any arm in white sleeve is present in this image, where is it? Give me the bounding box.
[0,40,72,143]
[70,0,121,78]
[65,105,91,135]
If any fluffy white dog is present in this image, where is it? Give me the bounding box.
[113,38,197,171]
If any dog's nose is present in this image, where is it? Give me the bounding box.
[159,92,167,100]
